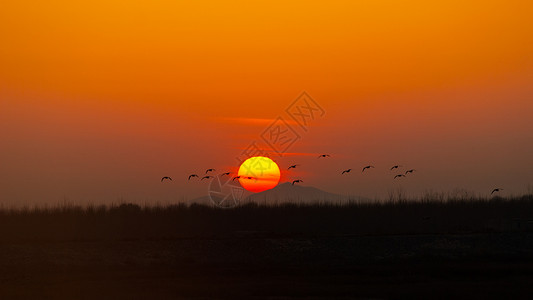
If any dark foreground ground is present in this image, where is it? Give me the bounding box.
[2,198,533,299]
[1,232,532,299]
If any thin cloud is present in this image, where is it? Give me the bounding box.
[231,150,326,157]
[279,152,321,157]
[217,117,298,126]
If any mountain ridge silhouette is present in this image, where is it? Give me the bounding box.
[189,181,370,205]
[245,181,369,204]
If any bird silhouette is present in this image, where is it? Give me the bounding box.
[394,174,406,179]
[317,154,330,158]
[288,164,299,170]
[205,168,215,174]
[491,188,503,195]
[405,169,416,175]
[292,179,303,185]
[362,165,374,172]
[232,176,241,181]
[390,165,401,170]
[220,172,230,176]
[161,176,172,182]
[201,176,213,180]
[188,174,198,180]
[342,169,352,174]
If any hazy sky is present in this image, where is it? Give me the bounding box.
[1,1,532,205]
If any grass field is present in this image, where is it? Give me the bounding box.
[1,195,532,298]
[2,195,533,241]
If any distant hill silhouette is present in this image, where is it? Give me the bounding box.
[188,182,370,206]
[244,182,369,205]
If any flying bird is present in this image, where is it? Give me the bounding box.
[232,176,241,181]
[394,174,406,179]
[491,188,503,195]
[342,169,352,174]
[161,176,172,182]
[288,164,299,170]
[292,179,303,185]
[220,172,230,176]
[362,165,374,172]
[205,168,215,174]
[201,176,213,180]
[317,154,330,158]
[390,165,401,170]
[405,169,416,175]
[188,174,198,180]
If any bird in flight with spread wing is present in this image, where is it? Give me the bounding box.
[491,188,503,195]
[362,165,374,172]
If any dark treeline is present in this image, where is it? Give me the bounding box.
[1,195,532,242]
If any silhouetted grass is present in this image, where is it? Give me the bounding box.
[0,195,532,242]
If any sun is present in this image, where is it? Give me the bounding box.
[238,156,281,193]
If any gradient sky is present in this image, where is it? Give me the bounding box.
[1,1,532,206]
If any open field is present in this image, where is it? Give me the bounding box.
[1,196,533,299]
[2,195,533,241]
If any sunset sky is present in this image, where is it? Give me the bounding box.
[1,1,532,205]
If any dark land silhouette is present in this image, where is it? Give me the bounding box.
[1,194,533,298]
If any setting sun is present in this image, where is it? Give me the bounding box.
[237,156,281,193]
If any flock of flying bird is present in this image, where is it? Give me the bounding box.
[160,168,255,183]
[339,164,416,179]
[160,154,504,195]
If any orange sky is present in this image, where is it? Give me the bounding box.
[1,1,532,205]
